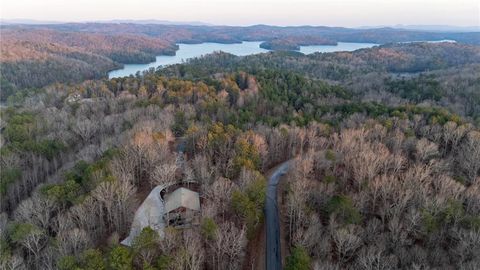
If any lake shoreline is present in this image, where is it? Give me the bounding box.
[108,41,378,78]
[108,39,455,78]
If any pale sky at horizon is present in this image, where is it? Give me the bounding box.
[1,0,479,27]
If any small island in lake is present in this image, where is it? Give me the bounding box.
[260,36,337,51]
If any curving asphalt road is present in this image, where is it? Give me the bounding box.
[265,161,290,270]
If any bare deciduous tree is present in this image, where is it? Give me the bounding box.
[415,138,439,163]
[91,179,137,234]
[457,131,480,183]
[17,226,47,267]
[151,163,178,187]
[14,193,58,230]
[72,117,99,143]
[332,225,362,263]
[211,222,247,270]
[286,169,309,243]
[2,254,26,270]
[452,229,480,264]
[356,245,397,270]
[207,177,235,220]
[56,228,91,256]
[192,155,214,187]
[177,230,205,270]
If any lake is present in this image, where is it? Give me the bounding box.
[108,41,378,78]
[298,42,378,55]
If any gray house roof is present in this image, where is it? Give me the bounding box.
[164,187,200,213]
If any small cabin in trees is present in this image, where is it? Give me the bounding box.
[164,187,200,227]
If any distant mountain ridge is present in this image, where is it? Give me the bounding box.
[358,24,480,32]
[2,19,478,32]
[1,22,479,91]
[1,19,66,25]
[0,19,213,26]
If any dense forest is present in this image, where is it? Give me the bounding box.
[1,23,479,91]
[0,28,177,91]
[0,40,479,270]
[20,23,480,45]
[158,42,480,124]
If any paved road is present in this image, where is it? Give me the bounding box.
[265,161,290,270]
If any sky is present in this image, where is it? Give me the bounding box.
[1,0,479,27]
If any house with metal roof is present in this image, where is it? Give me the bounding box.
[164,187,201,227]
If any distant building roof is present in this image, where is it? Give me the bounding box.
[164,187,200,213]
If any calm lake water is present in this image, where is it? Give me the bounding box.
[108,41,378,78]
[298,42,378,55]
